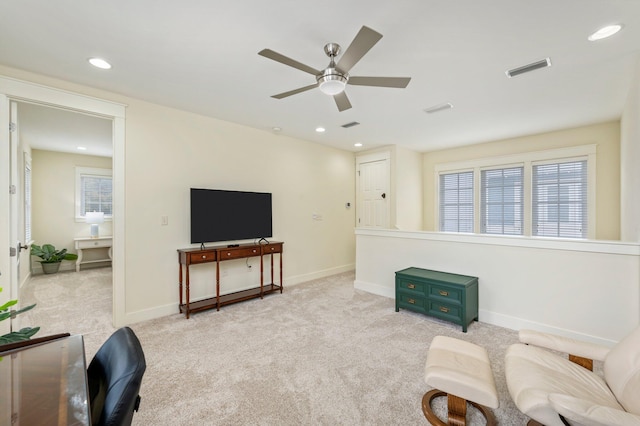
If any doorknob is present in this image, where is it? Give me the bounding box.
[18,242,29,251]
[381,193,386,199]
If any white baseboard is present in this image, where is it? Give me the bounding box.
[354,279,395,298]
[121,264,356,326]
[353,279,617,347]
[285,264,355,287]
[479,309,617,347]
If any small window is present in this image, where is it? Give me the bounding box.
[76,167,112,219]
[439,171,474,232]
[481,167,523,235]
[532,160,587,238]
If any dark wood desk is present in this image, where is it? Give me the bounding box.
[0,334,90,425]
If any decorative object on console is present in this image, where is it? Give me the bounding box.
[86,211,104,238]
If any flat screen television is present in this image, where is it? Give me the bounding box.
[190,188,272,245]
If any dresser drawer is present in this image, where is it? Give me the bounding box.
[428,284,462,304]
[427,301,462,323]
[397,292,427,312]
[75,238,112,249]
[397,278,426,295]
[262,244,282,254]
[187,252,217,264]
[219,247,261,260]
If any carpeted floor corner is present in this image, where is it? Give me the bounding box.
[20,268,530,425]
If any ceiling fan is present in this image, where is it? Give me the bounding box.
[258,26,411,112]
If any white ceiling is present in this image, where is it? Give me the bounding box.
[17,103,113,157]
[1,0,639,154]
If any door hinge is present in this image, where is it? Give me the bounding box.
[9,185,16,194]
[9,247,17,257]
[9,122,16,132]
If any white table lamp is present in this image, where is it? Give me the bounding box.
[86,212,104,238]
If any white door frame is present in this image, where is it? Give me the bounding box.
[0,75,127,327]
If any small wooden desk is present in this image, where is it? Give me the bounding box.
[74,236,113,272]
[0,334,90,425]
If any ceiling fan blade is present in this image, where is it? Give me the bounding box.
[259,49,320,76]
[348,76,411,88]
[334,91,352,112]
[336,26,383,73]
[271,84,317,99]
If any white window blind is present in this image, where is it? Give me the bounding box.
[80,174,112,216]
[533,160,587,238]
[439,171,474,232]
[481,167,523,235]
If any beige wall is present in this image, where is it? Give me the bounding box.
[422,121,621,240]
[394,145,423,230]
[31,150,112,272]
[0,65,356,323]
[621,60,640,241]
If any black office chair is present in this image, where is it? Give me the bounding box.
[88,327,147,426]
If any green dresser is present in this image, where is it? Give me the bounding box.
[395,267,479,332]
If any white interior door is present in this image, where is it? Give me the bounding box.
[357,155,390,228]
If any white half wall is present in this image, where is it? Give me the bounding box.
[355,228,640,345]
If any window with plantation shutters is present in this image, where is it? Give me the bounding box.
[532,160,587,238]
[439,171,474,232]
[481,167,523,235]
[75,167,112,219]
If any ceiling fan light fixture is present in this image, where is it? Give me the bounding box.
[317,69,348,96]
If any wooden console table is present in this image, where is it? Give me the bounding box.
[177,241,283,318]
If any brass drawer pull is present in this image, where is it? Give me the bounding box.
[407,283,416,289]
[439,306,449,313]
[408,298,416,304]
[439,290,449,297]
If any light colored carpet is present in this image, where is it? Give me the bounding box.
[21,268,530,425]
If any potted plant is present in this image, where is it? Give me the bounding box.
[30,244,78,274]
[0,287,39,346]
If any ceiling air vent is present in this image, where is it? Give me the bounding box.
[506,58,552,78]
[424,103,453,114]
[341,121,360,128]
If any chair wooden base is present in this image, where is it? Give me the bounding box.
[422,389,497,426]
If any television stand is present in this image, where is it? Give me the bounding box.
[177,241,283,318]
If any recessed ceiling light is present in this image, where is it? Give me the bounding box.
[88,58,112,69]
[315,127,326,133]
[588,24,623,41]
[77,146,87,151]
[354,143,363,147]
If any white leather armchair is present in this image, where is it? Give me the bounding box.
[504,326,640,426]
